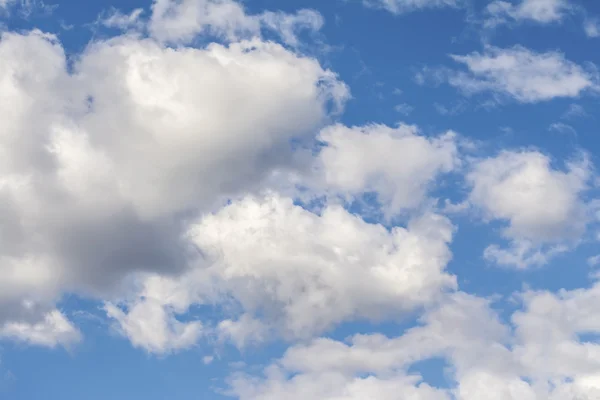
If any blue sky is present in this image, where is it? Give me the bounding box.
[1,0,600,399]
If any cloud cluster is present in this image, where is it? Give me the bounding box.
[2,2,600,400]
[230,286,600,400]
[107,194,456,352]
[0,0,347,346]
[99,0,325,47]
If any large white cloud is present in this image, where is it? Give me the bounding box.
[107,193,457,352]
[467,150,591,268]
[447,45,597,103]
[0,11,347,347]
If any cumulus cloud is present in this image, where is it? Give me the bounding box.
[467,150,592,268]
[0,5,347,345]
[108,194,456,351]
[314,123,459,216]
[447,45,598,103]
[363,0,462,15]
[484,0,571,27]
[105,297,203,354]
[148,0,325,46]
[230,287,600,400]
[0,310,81,348]
[149,0,261,43]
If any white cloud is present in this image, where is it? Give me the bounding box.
[105,298,203,354]
[108,193,456,350]
[148,0,325,46]
[230,287,600,400]
[484,0,571,27]
[218,315,269,349]
[588,255,600,267]
[363,0,462,15]
[548,122,575,135]
[584,18,600,38]
[0,18,347,345]
[467,150,591,268]
[434,100,467,116]
[562,103,587,119]
[394,102,414,115]
[149,0,260,43]
[315,123,459,216]
[100,8,145,31]
[0,310,81,348]
[448,46,597,103]
[191,194,457,339]
[259,9,323,47]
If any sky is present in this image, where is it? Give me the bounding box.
[1,0,600,399]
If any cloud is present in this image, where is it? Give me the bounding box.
[105,297,203,354]
[484,0,572,27]
[0,0,14,9]
[548,122,576,135]
[0,310,81,348]
[149,0,261,43]
[230,287,600,400]
[363,0,462,15]
[148,0,325,46]
[447,45,597,103]
[562,103,587,119]
[99,7,145,31]
[588,255,600,267]
[314,123,459,216]
[584,18,600,38]
[0,18,347,345]
[434,100,467,116]
[259,9,324,47]
[106,192,456,352]
[394,102,414,115]
[467,150,592,268]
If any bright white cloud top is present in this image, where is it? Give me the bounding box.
[1,0,600,399]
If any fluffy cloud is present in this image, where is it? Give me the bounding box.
[105,296,203,354]
[149,0,324,46]
[149,0,260,43]
[467,150,591,268]
[315,123,459,216]
[447,45,597,103]
[484,0,571,27]
[0,11,347,344]
[230,287,600,400]
[108,194,456,352]
[363,0,462,15]
[0,310,81,348]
